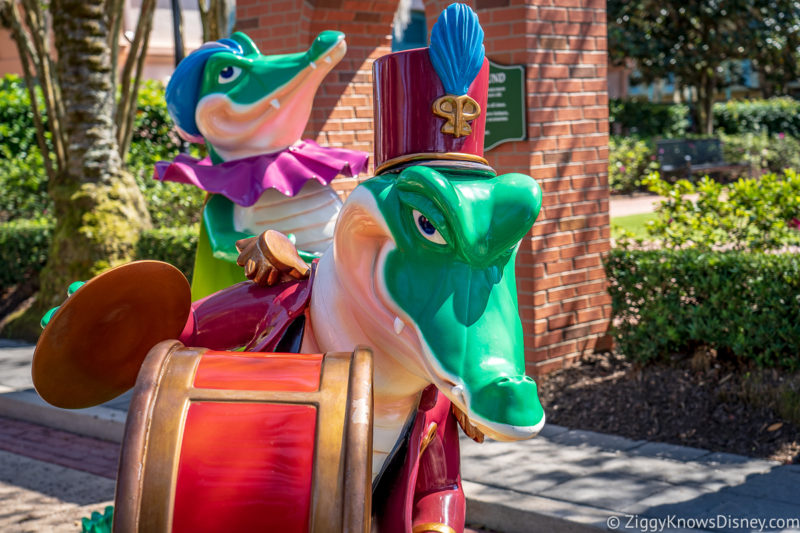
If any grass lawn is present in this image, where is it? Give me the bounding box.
[611,212,655,240]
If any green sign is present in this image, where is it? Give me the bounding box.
[484,60,526,151]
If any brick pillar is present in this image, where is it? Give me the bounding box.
[236,0,611,376]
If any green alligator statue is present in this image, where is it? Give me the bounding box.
[156,31,367,299]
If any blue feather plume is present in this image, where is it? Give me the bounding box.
[428,3,485,96]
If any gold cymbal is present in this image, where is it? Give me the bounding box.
[32,260,191,409]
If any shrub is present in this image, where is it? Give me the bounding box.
[0,220,197,289]
[642,170,800,251]
[134,225,198,282]
[0,150,50,222]
[609,98,689,138]
[0,75,205,228]
[0,218,52,287]
[0,74,44,159]
[605,247,800,370]
[125,80,205,228]
[713,97,800,137]
[609,136,659,193]
[719,132,800,175]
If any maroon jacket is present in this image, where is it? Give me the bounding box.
[178,277,466,532]
[373,385,466,533]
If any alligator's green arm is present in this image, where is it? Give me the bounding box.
[205,194,321,265]
[204,194,250,263]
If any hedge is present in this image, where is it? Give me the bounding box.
[610,97,800,139]
[0,75,204,226]
[605,247,800,370]
[713,97,800,137]
[642,169,800,252]
[0,218,52,287]
[609,136,658,193]
[0,220,198,288]
[609,98,689,138]
[135,226,197,282]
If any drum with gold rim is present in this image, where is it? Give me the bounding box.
[114,340,373,533]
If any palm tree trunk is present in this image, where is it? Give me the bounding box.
[36,0,151,309]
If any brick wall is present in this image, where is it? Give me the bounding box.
[236,0,611,375]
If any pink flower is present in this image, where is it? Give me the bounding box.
[779,132,786,139]
[790,217,800,230]
[619,165,626,173]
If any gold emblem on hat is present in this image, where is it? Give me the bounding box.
[432,94,481,138]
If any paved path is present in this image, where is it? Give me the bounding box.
[2,339,800,532]
[0,417,115,532]
[609,194,663,218]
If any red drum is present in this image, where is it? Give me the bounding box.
[114,340,373,533]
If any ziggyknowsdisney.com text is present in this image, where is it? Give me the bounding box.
[606,513,800,532]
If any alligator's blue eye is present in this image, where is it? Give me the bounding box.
[412,209,446,245]
[418,215,435,235]
[218,66,242,84]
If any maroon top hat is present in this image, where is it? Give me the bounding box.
[372,5,490,175]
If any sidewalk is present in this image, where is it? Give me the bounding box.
[1,339,799,532]
[609,194,663,218]
[0,416,115,532]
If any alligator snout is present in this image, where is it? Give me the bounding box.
[469,374,545,438]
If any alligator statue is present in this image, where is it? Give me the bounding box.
[179,4,545,530]
[155,30,368,299]
[34,4,546,532]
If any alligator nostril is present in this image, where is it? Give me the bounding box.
[497,376,512,384]
[523,376,534,383]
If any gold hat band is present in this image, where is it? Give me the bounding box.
[375,152,490,175]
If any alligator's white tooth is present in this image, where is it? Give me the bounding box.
[324,55,332,64]
[393,316,405,335]
[270,99,280,109]
[309,61,317,69]
[451,384,465,403]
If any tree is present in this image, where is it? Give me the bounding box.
[198,0,234,42]
[0,0,156,334]
[748,4,800,97]
[608,0,800,134]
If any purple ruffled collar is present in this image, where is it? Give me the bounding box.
[154,140,369,207]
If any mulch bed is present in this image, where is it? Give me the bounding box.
[537,351,800,464]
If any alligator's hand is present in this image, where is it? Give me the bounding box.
[236,230,310,287]
[40,281,85,328]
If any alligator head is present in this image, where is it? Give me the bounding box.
[330,164,545,441]
[166,31,346,162]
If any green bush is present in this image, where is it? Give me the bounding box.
[609,136,659,193]
[0,218,52,287]
[0,150,50,222]
[606,247,800,370]
[609,98,689,138]
[0,74,44,159]
[126,80,205,228]
[0,75,204,228]
[642,170,800,251]
[134,225,198,282]
[719,132,800,174]
[0,220,197,289]
[713,97,800,137]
